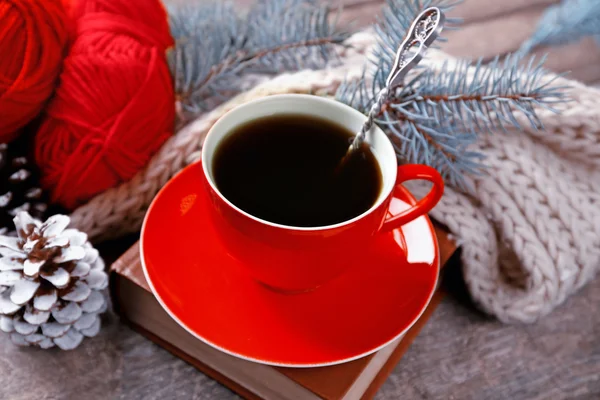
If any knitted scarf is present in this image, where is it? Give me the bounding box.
[69,32,600,324]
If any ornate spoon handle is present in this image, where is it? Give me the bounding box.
[347,7,445,153]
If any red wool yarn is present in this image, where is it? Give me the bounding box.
[34,0,175,210]
[0,0,70,143]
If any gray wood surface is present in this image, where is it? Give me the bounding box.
[1,1,599,399]
[0,262,598,400]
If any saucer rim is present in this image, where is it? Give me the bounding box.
[140,161,440,368]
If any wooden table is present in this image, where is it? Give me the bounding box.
[1,1,599,399]
[1,244,598,399]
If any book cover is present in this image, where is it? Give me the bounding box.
[110,226,455,400]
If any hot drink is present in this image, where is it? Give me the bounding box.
[212,114,382,227]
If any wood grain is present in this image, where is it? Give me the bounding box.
[0,260,598,400]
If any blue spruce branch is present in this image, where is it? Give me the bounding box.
[519,0,600,55]
[166,0,350,121]
[336,0,568,188]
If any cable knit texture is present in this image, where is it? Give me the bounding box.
[69,31,600,324]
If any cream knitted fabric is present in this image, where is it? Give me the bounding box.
[407,125,600,323]
[412,48,600,323]
[69,32,600,323]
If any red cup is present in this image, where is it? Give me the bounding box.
[202,94,444,293]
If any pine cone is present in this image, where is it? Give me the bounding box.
[0,212,108,350]
[0,137,50,235]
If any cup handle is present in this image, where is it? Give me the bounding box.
[380,164,444,232]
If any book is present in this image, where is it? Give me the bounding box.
[110,225,456,400]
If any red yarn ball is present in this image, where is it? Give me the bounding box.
[0,0,70,143]
[34,0,175,210]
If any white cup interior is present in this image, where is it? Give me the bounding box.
[202,94,398,230]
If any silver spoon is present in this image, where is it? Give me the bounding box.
[343,7,445,157]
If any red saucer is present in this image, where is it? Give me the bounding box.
[141,162,439,367]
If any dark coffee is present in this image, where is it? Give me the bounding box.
[212,114,382,227]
